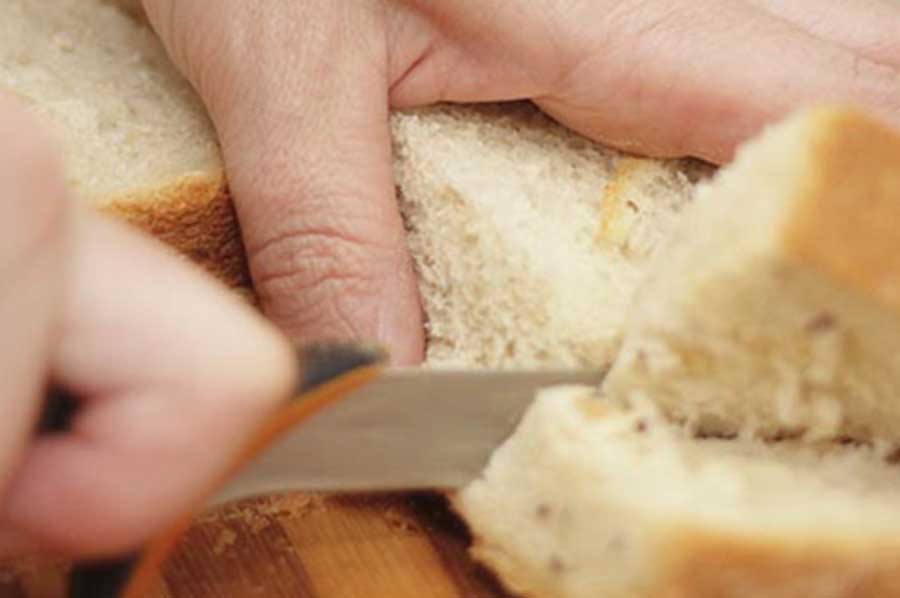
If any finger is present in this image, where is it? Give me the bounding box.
[386,0,568,107]
[534,0,900,163]
[0,212,296,557]
[747,0,900,69]
[0,96,69,497]
[145,1,425,365]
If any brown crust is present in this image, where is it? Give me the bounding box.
[664,528,900,597]
[464,522,900,598]
[783,108,900,314]
[96,173,256,302]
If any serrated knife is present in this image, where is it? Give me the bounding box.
[40,344,606,598]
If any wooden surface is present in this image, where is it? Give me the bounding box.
[0,493,508,598]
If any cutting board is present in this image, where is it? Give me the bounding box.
[0,492,508,598]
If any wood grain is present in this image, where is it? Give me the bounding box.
[0,493,508,598]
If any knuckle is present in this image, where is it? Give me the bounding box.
[248,223,389,341]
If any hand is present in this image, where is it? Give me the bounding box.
[142,0,900,365]
[0,96,296,558]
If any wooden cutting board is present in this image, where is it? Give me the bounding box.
[0,493,508,598]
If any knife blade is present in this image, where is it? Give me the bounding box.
[42,344,607,598]
[211,367,605,505]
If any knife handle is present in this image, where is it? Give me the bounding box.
[38,387,79,435]
[35,343,386,598]
[35,388,141,598]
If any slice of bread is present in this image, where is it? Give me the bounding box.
[459,386,900,598]
[603,107,900,448]
[392,104,703,368]
[0,0,247,289]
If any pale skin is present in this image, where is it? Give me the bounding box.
[1,0,900,558]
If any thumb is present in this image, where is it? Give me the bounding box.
[145,2,424,365]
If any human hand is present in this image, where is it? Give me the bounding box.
[0,96,296,558]
[142,0,900,364]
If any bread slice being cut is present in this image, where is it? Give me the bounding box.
[459,386,900,598]
[0,0,247,289]
[603,107,900,449]
[459,107,900,598]
[392,104,703,368]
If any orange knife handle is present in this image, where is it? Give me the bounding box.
[45,344,386,598]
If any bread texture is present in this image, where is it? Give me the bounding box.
[457,108,900,598]
[0,0,249,289]
[459,387,900,598]
[392,104,703,368]
[603,107,900,448]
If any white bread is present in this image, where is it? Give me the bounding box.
[459,387,900,598]
[0,0,246,289]
[604,107,900,449]
[392,104,703,367]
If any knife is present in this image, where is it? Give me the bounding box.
[40,344,606,597]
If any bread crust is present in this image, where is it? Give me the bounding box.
[783,108,900,314]
[666,529,900,598]
[96,173,255,298]
[461,509,900,598]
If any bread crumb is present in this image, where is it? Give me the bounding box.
[383,506,420,533]
[213,528,237,555]
[199,494,328,530]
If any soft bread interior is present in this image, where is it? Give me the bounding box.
[0,0,221,203]
[392,103,703,368]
